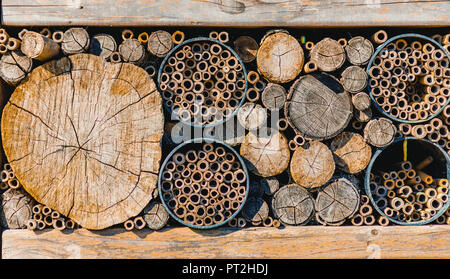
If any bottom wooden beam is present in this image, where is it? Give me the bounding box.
[2,226,450,259]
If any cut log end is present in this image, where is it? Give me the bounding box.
[142,201,170,231]
[0,188,34,229]
[315,178,360,224]
[261,83,286,111]
[310,38,345,72]
[62,28,90,55]
[240,130,290,177]
[345,36,374,66]
[272,184,314,225]
[148,30,173,58]
[364,118,397,148]
[290,140,335,189]
[257,32,304,83]
[285,73,353,140]
[330,132,372,174]
[1,53,164,230]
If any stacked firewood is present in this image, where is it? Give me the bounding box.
[0,26,448,231]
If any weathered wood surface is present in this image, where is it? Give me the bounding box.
[2,0,449,27]
[4,225,450,259]
[257,31,304,83]
[1,53,164,230]
[330,132,372,174]
[272,184,314,225]
[240,130,290,177]
[285,74,353,140]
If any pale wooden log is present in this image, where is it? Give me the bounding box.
[345,36,374,66]
[352,92,371,111]
[354,108,372,123]
[240,130,290,177]
[310,38,345,72]
[20,31,60,61]
[89,33,117,59]
[233,35,258,63]
[285,73,352,140]
[315,178,360,225]
[119,38,146,65]
[236,102,267,130]
[241,197,269,224]
[340,66,368,93]
[0,49,32,86]
[261,83,286,111]
[142,201,170,231]
[257,31,304,83]
[260,177,279,196]
[147,30,173,58]
[0,188,34,229]
[330,132,372,174]
[364,118,397,148]
[62,27,90,54]
[272,184,314,225]
[290,140,335,189]
[4,226,450,259]
[1,53,164,230]
[3,1,449,27]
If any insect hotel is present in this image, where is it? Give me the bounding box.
[0,0,449,259]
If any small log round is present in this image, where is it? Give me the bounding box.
[0,49,32,86]
[364,118,397,148]
[237,102,267,130]
[352,92,371,111]
[285,73,353,140]
[345,36,374,66]
[310,38,345,72]
[90,33,117,59]
[21,31,60,61]
[257,31,304,83]
[142,201,170,231]
[62,27,90,54]
[340,66,368,93]
[260,177,280,196]
[315,177,360,224]
[261,83,286,111]
[1,54,164,230]
[234,35,258,63]
[119,38,147,65]
[272,184,314,226]
[330,132,372,174]
[290,140,335,189]
[240,130,290,177]
[147,30,173,58]
[0,189,34,229]
[241,196,269,223]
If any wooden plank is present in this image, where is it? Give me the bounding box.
[1,0,450,27]
[3,226,450,259]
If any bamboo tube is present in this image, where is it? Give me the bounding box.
[427,198,442,211]
[42,206,52,216]
[418,171,433,185]
[52,30,63,43]
[372,30,388,44]
[435,179,449,188]
[384,207,394,217]
[121,29,134,40]
[26,219,37,230]
[37,220,46,230]
[363,215,376,225]
[237,217,247,228]
[359,204,373,216]
[110,51,121,63]
[51,211,60,219]
[44,215,54,226]
[172,31,185,44]
[377,216,390,226]
[124,219,134,230]
[133,216,146,230]
[416,156,434,170]
[66,219,75,230]
[138,32,149,44]
[391,197,405,210]
[304,60,318,73]
[350,214,363,226]
[52,218,66,230]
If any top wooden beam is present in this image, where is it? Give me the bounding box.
[1,0,450,27]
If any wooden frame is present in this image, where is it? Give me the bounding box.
[1,0,449,27]
[2,226,450,259]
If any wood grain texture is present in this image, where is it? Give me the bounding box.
[1,53,164,230]
[2,0,449,27]
[3,225,450,259]
[330,132,372,174]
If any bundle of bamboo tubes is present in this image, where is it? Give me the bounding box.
[28,203,77,231]
[159,38,246,126]
[160,142,248,227]
[368,159,448,223]
[368,37,449,121]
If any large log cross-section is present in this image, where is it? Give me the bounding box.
[1,54,164,230]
